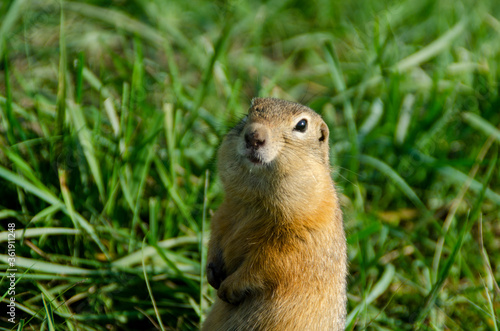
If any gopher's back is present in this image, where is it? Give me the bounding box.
[202,98,347,330]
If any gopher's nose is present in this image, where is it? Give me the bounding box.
[244,124,268,149]
[245,131,265,148]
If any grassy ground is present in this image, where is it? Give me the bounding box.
[0,0,499,330]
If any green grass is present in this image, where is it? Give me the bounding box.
[0,0,499,330]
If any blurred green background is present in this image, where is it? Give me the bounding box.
[0,0,499,330]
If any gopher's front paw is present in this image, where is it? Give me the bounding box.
[207,262,222,289]
[217,279,247,305]
[207,249,226,290]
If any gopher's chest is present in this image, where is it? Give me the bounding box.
[219,221,257,274]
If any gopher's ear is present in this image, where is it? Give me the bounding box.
[250,97,265,112]
[251,97,264,108]
[319,122,329,143]
[319,122,330,164]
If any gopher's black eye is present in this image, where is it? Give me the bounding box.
[294,119,308,132]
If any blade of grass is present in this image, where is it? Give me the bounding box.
[66,101,105,200]
[0,228,80,243]
[153,245,198,288]
[0,254,99,275]
[63,1,166,46]
[359,98,384,137]
[128,141,156,250]
[359,154,426,210]
[462,112,500,143]
[75,52,84,104]
[324,41,364,210]
[2,40,33,165]
[0,274,87,281]
[260,51,297,97]
[0,209,19,220]
[142,240,166,331]
[478,214,500,296]
[0,165,109,258]
[180,21,232,142]
[0,0,26,60]
[2,147,45,189]
[1,296,40,322]
[30,204,61,224]
[163,42,184,99]
[82,67,113,99]
[199,170,209,323]
[482,276,499,331]
[395,94,415,145]
[408,150,500,204]
[154,156,199,232]
[55,1,66,138]
[0,165,61,206]
[330,76,383,106]
[432,136,494,281]
[436,165,500,204]
[104,98,120,137]
[16,318,24,330]
[3,43,17,145]
[324,41,359,159]
[416,143,497,327]
[393,19,468,72]
[149,197,159,245]
[346,264,396,328]
[111,236,198,268]
[415,212,469,327]
[163,103,177,188]
[59,168,78,229]
[130,37,145,111]
[41,293,56,331]
[347,221,383,245]
[38,283,75,331]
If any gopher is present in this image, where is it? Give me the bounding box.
[202,97,347,330]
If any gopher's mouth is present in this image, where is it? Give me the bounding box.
[247,151,264,165]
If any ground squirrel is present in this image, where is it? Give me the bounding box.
[202,97,347,330]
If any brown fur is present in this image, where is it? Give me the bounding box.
[202,98,347,330]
